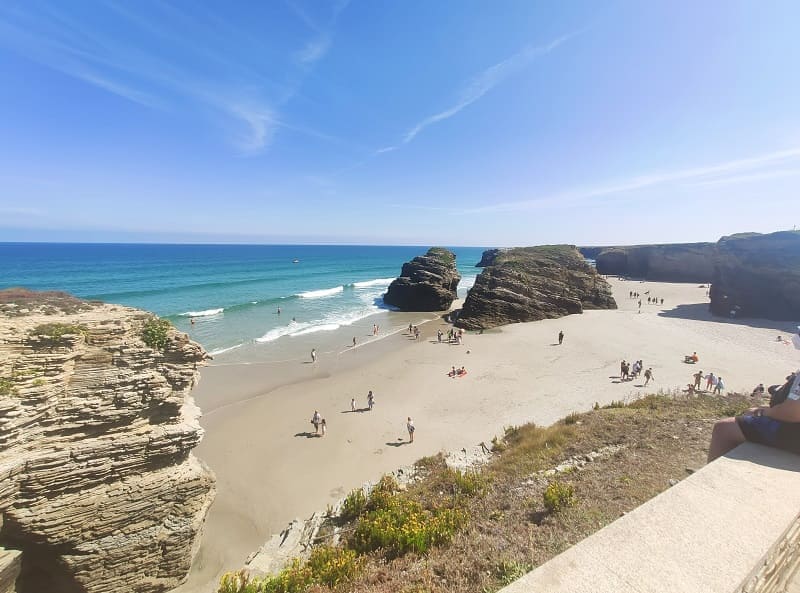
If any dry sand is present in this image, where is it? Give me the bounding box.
[176,279,800,592]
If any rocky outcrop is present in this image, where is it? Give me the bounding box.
[581,243,716,282]
[0,289,215,593]
[710,231,800,320]
[383,248,461,311]
[476,249,502,267]
[457,245,616,330]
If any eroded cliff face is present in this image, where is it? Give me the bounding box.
[0,290,215,593]
[383,248,461,311]
[585,243,716,282]
[710,231,800,320]
[456,245,616,330]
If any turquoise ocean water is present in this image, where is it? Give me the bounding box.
[0,243,485,361]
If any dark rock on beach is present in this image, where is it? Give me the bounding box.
[580,243,716,283]
[710,231,800,321]
[383,247,461,311]
[457,245,617,330]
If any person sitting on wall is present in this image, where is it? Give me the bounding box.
[708,370,800,462]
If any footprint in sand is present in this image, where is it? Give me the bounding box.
[329,486,345,498]
[374,448,383,455]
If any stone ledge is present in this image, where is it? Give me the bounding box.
[499,442,800,593]
[0,548,22,593]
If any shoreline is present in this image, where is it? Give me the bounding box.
[176,280,800,592]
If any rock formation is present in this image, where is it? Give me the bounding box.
[475,248,502,267]
[456,245,616,330]
[580,243,716,282]
[0,289,215,593]
[710,231,800,320]
[383,248,461,311]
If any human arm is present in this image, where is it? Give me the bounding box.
[751,399,800,423]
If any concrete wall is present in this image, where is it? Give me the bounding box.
[499,443,800,593]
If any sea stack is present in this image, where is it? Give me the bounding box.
[456,245,617,330]
[710,231,800,320]
[0,289,216,593]
[383,247,461,311]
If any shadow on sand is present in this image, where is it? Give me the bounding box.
[294,431,319,438]
[658,303,799,333]
[385,441,409,447]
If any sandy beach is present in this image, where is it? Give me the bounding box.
[177,279,800,592]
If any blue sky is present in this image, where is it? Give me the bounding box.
[1,0,799,246]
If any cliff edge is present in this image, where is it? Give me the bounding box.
[710,231,800,320]
[383,248,461,311]
[583,243,716,283]
[0,289,216,593]
[456,245,616,330]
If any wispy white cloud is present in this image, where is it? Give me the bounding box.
[463,147,800,214]
[685,167,800,188]
[295,35,332,65]
[397,33,576,147]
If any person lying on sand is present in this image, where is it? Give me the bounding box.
[684,352,699,363]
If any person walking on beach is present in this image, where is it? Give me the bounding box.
[320,418,327,437]
[190,317,195,326]
[644,367,654,386]
[311,410,321,434]
[406,416,415,443]
[367,390,374,411]
[706,372,716,391]
[352,336,357,348]
[311,348,317,363]
[558,330,564,345]
[714,376,725,395]
[351,398,356,412]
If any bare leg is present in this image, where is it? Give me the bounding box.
[707,417,746,462]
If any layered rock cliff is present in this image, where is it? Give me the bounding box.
[383,248,461,311]
[456,245,616,330]
[0,289,215,593]
[710,231,800,320]
[581,243,716,282]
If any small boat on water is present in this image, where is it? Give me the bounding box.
[292,259,300,263]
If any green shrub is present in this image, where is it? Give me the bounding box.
[603,399,627,409]
[365,474,400,512]
[0,377,17,397]
[340,488,367,522]
[304,545,361,587]
[350,495,466,557]
[30,323,87,341]
[495,559,532,585]
[217,546,361,593]
[444,468,487,497]
[563,412,581,425]
[141,317,172,350]
[543,480,576,514]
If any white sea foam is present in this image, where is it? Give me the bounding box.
[290,323,341,336]
[180,308,224,317]
[352,277,395,288]
[255,308,381,344]
[297,286,344,299]
[460,275,477,289]
[209,343,244,356]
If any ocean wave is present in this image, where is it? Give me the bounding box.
[460,275,477,289]
[297,286,344,299]
[352,277,395,288]
[255,308,381,344]
[180,308,224,317]
[209,343,244,356]
[290,323,341,337]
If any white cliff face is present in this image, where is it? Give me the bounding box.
[0,292,216,593]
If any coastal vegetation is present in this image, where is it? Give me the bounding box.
[218,391,751,593]
[141,317,172,350]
